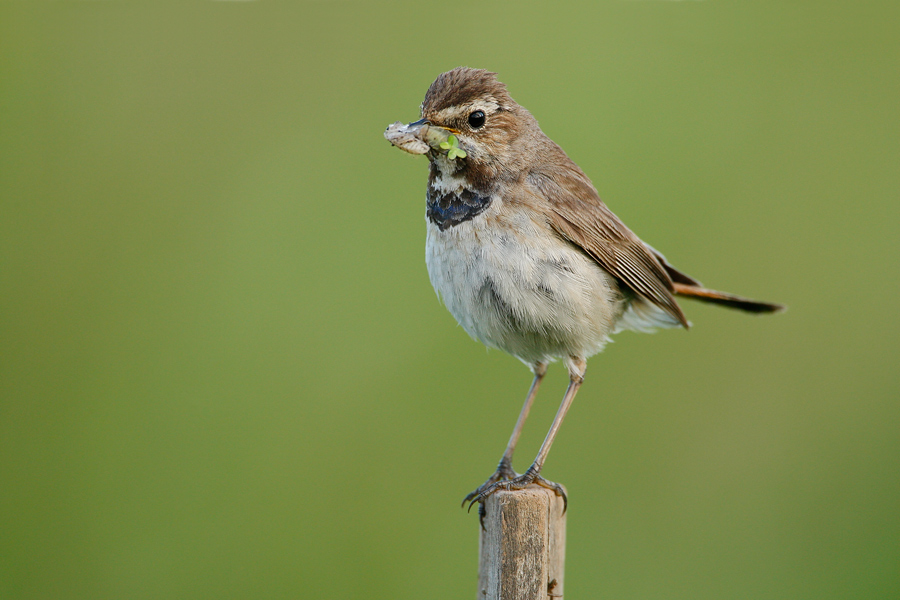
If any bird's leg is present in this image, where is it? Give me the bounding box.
[468,358,586,512]
[497,362,548,475]
[462,363,547,507]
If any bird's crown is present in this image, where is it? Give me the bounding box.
[422,67,513,115]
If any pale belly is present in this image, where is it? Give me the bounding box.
[424,202,626,367]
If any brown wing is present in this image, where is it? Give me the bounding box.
[526,163,690,328]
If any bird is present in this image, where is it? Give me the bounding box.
[384,67,784,511]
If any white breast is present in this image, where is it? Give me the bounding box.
[424,196,625,368]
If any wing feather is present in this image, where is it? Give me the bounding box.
[526,163,690,328]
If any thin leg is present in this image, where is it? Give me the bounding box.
[499,363,547,470]
[525,377,581,474]
[462,363,547,507]
[469,358,586,512]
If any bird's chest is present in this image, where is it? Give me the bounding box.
[424,193,622,361]
[424,201,534,342]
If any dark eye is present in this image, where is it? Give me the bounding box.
[468,110,486,129]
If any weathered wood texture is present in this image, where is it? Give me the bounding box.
[477,486,566,600]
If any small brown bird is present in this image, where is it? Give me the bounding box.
[385,67,783,510]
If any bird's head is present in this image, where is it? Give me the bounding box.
[386,67,543,191]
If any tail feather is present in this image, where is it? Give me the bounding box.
[672,283,785,314]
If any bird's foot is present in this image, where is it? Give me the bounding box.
[465,467,567,513]
[461,461,519,508]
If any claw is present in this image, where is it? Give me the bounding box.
[461,463,519,508]
[465,470,568,513]
[534,474,568,513]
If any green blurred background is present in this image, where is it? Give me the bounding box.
[2,2,898,598]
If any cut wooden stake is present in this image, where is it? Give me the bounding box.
[477,486,567,600]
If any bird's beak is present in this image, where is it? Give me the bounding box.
[384,118,453,155]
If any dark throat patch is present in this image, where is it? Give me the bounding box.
[426,186,492,231]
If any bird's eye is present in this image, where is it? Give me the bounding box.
[468,110,486,129]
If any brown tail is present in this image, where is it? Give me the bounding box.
[672,283,786,314]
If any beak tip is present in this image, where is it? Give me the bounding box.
[384,119,452,156]
[384,121,431,155]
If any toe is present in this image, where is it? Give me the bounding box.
[468,472,537,509]
[462,467,519,508]
[533,475,568,512]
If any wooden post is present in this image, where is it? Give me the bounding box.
[477,486,567,600]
